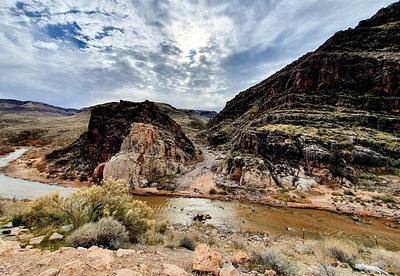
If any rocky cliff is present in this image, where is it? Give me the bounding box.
[46,100,196,185]
[208,3,400,191]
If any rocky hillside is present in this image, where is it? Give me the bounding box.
[207,3,400,191]
[46,100,196,185]
[0,99,79,116]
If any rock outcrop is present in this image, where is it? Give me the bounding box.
[103,122,194,187]
[192,244,223,275]
[46,100,196,184]
[208,3,400,190]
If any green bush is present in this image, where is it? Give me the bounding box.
[11,215,23,227]
[24,178,154,242]
[67,217,129,249]
[250,249,297,276]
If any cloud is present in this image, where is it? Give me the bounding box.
[0,0,395,110]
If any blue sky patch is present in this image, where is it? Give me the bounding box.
[46,22,87,48]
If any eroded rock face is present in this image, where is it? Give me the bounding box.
[46,100,195,181]
[208,3,400,189]
[104,122,194,187]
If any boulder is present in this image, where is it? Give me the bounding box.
[9,227,28,236]
[92,162,106,183]
[49,232,64,241]
[61,225,73,233]
[29,235,45,245]
[86,246,114,270]
[192,244,223,275]
[161,264,190,276]
[193,213,212,222]
[3,222,13,228]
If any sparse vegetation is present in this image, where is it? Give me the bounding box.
[321,238,359,266]
[178,234,197,251]
[370,248,400,275]
[232,238,246,250]
[67,217,129,249]
[23,178,155,243]
[250,248,297,276]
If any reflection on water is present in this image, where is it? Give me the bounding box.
[0,148,76,199]
[134,196,400,251]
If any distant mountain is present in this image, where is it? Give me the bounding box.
[207,3,400,190]
[0,99,80,116]
[156,102,217,119]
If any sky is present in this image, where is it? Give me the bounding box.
[0,0,395,111]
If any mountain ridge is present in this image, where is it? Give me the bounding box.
[207,2,400,192]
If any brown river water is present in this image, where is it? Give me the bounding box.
[133,196,400,251]
[1,150,399,250]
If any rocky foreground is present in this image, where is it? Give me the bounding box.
[1,224,399,276]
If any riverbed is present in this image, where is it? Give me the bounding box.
[1,149,399,250]
[0,148,76,199]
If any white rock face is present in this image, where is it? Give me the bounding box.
[104,123,193,187]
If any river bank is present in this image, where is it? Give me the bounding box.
[2,147,400,223]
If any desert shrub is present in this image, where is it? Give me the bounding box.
[232,238,246,250]
[23,193,67,227]
[370,248,400,275]
[179,234,197,251]
[209,188,217,195]
[11,215,23,227]
[154,220,168,234]
[140,229,165,245]
[24,178,154,242]
[67,217,128,249]
[250,248,297,276]
[115,199,153,242]
[67,223,98,248]
[321,238,359,265]
[0,201,5,216]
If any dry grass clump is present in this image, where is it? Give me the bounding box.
[250,248,297,276]
[370,248,400,275]
[321,238,359,265]
[67,217,129,249]
[232,238,247,250]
